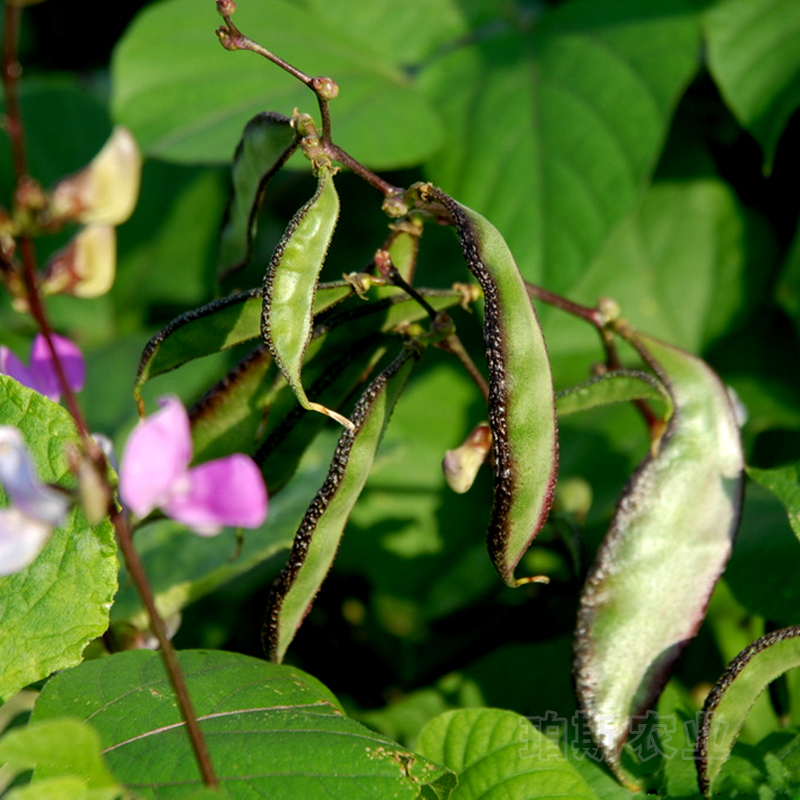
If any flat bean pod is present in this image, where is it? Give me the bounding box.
[263,347,417,663]
[574,333,744,786]
[696,625,800,795]
[218,111,299,281]
[414,183,558,586]
[134,282,352,405]
[262,165,351,428]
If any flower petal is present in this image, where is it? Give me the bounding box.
[28,333,85,400]
[0,508,52,576]
[162,454,268,536]
[0,426,70,526]
[119,396,193,518]
[0,346,34,389]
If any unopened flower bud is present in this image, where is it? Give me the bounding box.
[41,225,116,298]
[49,127,141,226]
[443,422,492,494]
[216,0,236,17]
[311,76,339,100]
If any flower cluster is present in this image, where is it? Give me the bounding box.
[0,339,268,575]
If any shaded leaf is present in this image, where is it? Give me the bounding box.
[32,649,454,799]
[703,0,800,168]
[747,461,800,540]
[0,378,117,703]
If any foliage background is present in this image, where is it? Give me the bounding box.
[2,0,800,795]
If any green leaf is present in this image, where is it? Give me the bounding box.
[696,626,800,795]
[574,335,745,786]
[0,378,118,703]
[556,370,671,418]
[419,0,700,288]
[0,719,118,791]
[111,0,442,168]
[4,776,122,800]
[747,462,800,539]
[415,708,600,799]
[32,649,455,799]
[541,179,755,378]
[703,0,800,169]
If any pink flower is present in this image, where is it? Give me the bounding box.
[0,334,85,402]
[119,396,267,536]
[0,427,70,576]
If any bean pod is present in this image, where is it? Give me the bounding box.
[262,165,353,428]
[414,183,558,586]
[574,333,744,786]
[263,347,417,663]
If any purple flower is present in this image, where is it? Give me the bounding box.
[0,427,70,576]
[119,396,267,536]
[0,334,85,402]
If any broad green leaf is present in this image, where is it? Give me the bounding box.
[574,335,745,786]
[419,0,700,288]
[778,225,800,338]
[556,370,671,418]
[0,378,117,703]
[217,111,298,279]
[541,179,755,380]
[747,462,800,539]
[4,777,121,800]
[415,708,599,800]
[703,0,800,169]
[303,0,479,65]
[111,0,442,168]
[696,626,800,795]
[0,719,118,792]
[32,649,455,799]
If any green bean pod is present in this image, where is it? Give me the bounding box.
[218,111,299,281]
[414,183,558,587]
[262,165,352,428]
[263,347,417,663]
[574,333,744,786]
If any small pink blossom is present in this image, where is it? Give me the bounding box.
[0,333,85,402]
[0,427,70,576]
[119,396,267,536]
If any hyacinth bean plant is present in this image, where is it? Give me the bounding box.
[1,0,800,798]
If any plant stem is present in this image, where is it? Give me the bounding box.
[2,3,26,180]
[216,15,403,199]
[112,512,220,789]
[525,282,661,436]
[3,6,219,789]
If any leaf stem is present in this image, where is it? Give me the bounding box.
[215,12,404,200]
